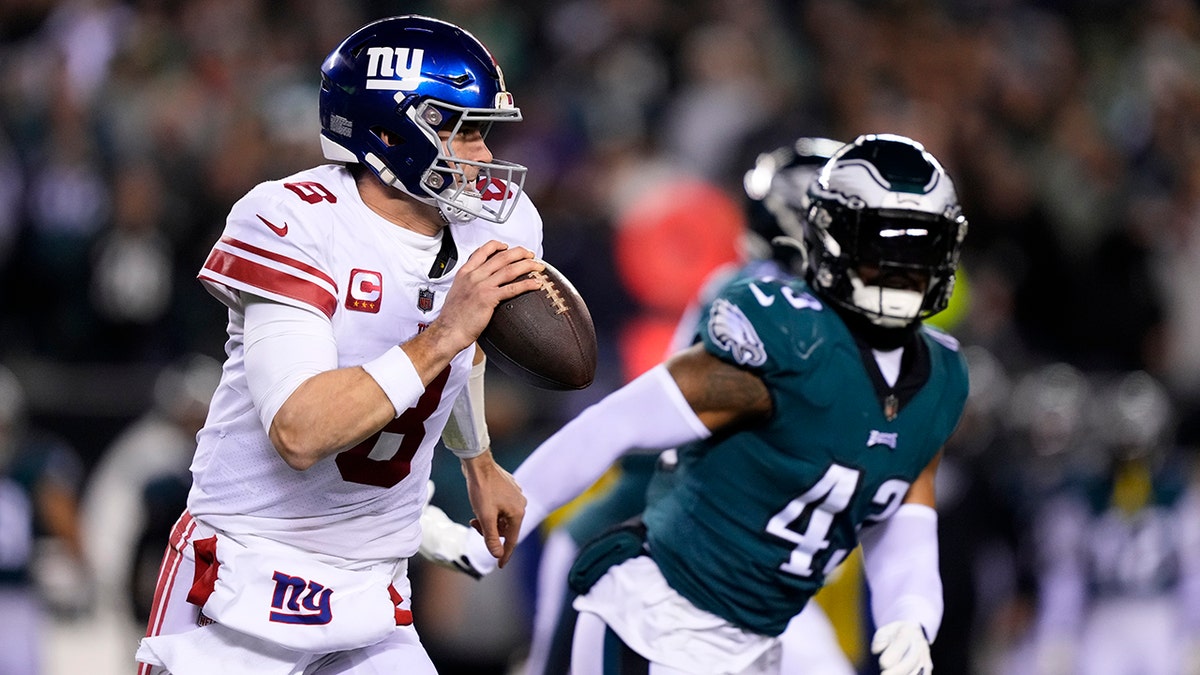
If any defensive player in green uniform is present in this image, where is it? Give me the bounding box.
[521,136,855,675]
[422,133,969,674]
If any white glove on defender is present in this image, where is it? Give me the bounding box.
[418,482,483,579]
[872,620,932,675]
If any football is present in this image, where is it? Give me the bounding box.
[480,260,597,390]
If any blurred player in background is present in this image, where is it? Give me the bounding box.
[425,133,970,674]
[0,364,89,675]
[135,15,545,674]
[81,353,221,628]
[511,136,856,675]
[1027,369,1200,675]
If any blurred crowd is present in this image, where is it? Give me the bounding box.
[2,0,1200,673]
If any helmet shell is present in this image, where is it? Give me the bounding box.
[804,134,968,326]
[742,136,844,271]
[319,15,525,222]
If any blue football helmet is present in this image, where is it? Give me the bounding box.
[319,15,526,223]
[805,134,968,327]
[742,136,844,271]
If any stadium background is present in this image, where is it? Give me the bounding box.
[1,0,1199,673]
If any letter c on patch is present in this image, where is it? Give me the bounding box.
[353,271,381,302]
[346,269,383,313]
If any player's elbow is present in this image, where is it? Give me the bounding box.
[269,420,322,471]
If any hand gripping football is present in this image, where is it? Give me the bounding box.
[480,260,597,390]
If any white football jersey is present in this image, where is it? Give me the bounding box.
[188,164,543,562]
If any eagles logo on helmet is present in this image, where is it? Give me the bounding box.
[803,133,968,329]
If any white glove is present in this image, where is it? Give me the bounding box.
[418,481,484,579]
[871,620,932,675]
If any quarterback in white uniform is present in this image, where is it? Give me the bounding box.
[137,15,541,675]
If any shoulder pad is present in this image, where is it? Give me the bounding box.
[920,324,960,352]
[199,173,343,318]
[700,278,832,371]
[454,189,544,257]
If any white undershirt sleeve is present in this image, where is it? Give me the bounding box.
[464,363,711,573]
[243,295,338,433]
[860,503,944,643]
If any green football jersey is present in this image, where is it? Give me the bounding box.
[643,276,968,637]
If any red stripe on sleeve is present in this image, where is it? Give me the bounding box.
[219,236,337,287]
[201,248,338,318]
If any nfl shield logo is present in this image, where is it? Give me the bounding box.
[417,288,435,313]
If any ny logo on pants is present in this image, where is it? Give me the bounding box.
[269,571,333,625]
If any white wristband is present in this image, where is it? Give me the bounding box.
[362,346,424,417]
[442,352,490,459]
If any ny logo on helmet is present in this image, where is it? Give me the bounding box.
[365,47,424,91]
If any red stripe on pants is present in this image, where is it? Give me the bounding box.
[137,511,196,675]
